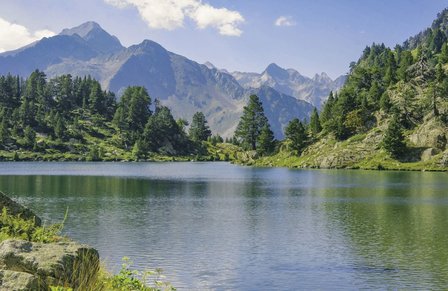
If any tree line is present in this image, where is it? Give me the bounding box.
[0,71,214,160]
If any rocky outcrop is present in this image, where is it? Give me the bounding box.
[409,119,447,150]
[0,239,99,290]
[0,192,41,226]
[0,193,100,290]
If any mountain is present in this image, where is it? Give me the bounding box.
[0,22,314,138]
[232,63,346,109]
[59,21,124,54]
[243,8,448,171]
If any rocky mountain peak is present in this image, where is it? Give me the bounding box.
[60,21,123,54]
[60,21,102,38]
[264,63,289,79]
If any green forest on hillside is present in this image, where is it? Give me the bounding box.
[0,72,224,161]
[234,9,448,170]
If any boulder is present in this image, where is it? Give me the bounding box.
[439,151,448,167]
[421,148,440,162]
[409,120,447,150]
[0,270,39,291]
[0,239,100,290]
[0,192,41,226]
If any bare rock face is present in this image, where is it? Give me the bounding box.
[0,239,100,290]
[421,148,440,162]
[0,270,39,290]
[409,120,447,150]
[0,192,41,226]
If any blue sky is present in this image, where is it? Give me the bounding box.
[1,0,448,78]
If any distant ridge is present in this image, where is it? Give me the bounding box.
[0,22,341,138]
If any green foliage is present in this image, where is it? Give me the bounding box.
[309,107,322,136]
[114,87,151,137]
[23,126,36,148]
[108,257,175,291]
[0,71,211,161]
[208,134,224,146]
[189,112,211,142]
[256,124,276,156]
[143,106,191,155]
[87,146,101,161]
[132,140,145,161]
[0,116,8,145]
[284,118,308,154]
[0,207,65,243]
[382,115,406,158]
[235,95,271,150]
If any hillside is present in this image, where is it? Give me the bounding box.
[0,22,318,138]
[239,8,448,171]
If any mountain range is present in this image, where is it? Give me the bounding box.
[0,22,345,138]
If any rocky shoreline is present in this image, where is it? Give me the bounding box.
[0,192,100,290]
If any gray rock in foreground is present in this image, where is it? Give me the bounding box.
[0,239,100,290]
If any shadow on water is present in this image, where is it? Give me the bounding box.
[318,170,448,289]
[0,164,448,289]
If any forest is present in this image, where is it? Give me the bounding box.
[0,72,219,161]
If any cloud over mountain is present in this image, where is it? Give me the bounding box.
[104,0,244,36]
[0,17,55,52]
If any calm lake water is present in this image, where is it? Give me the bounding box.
[0,162,447,290]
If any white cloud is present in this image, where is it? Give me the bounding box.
[104,0,244,36]
[0,18,55,53]
[275,16,296,27]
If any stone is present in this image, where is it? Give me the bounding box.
[0,192,41,226]
[439,151,448,167]
[409,120,447,150]
[0,239,100,290]
[421,148,439,162]
[0,270,39,291]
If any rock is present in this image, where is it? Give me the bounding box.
[0,192,41,226]
[439,151,448,167]
[421,148,439,162]
[0,270,39,291]
[409,120,447,150]
[0,239,100,290]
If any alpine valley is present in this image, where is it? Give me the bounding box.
[0,21,345,139]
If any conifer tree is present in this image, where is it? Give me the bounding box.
[309,108,322,136]
[382,115,406,158]
[189,112,211,142]
[235,95,269,150]
[285,118,308,154]
[256,124,275,156]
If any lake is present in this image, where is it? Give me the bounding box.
[0,162,447,290]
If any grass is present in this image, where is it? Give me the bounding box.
[0,207,65,243]
[233,128,448,171]
[0,205,175,290]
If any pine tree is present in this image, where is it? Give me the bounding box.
[309,108,322,136]
[54,115,65,139]
[0,117,8,145]
[256,124,275,156]
[189,112,212,142]
[285,118,308,154]
[23,126,36,148]
[132,139,144,161]
[382,115,406,158]
[235,95,269,150]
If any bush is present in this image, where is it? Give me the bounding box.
[0,207,65,243]
[107,257,175,291]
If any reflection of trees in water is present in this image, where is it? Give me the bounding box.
[320,171,448,288]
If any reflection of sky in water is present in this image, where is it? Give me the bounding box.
[0,162,447,289]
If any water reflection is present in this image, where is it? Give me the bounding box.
[0,163,447,289]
